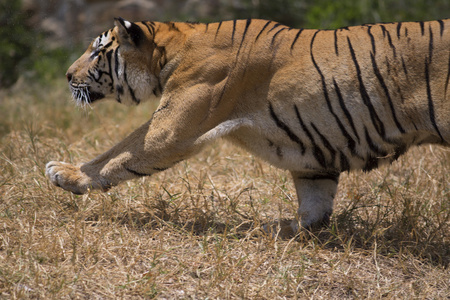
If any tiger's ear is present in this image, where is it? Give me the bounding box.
[114,17,143,47]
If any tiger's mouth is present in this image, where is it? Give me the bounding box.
[69,83,105,105]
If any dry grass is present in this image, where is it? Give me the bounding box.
[0,80,449,299]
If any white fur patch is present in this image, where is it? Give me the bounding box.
[124,20,132,29]
[195,119,253,145]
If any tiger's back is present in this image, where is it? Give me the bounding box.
[46,18,449,230]
[187,19,450,173]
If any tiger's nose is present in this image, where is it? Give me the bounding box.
[66,72,73,82]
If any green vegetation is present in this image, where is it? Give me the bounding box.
[234,0,450,28]
[0,0,34,88]
[0,0,77,88]
[2,0,450,88]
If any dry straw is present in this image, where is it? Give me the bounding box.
[0,80,448,298]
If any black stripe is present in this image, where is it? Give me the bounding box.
[157,80,163,96]
[380,25,396,58]
[87,70,97,81]
[386,30,397,58]
[438,20,444,37]
[271,27,287,45]
[216,20,251,108]
[115,85,122,103]
[368,26,376,54]
[364,127,386,156]
[333,79,360,144]
[334,30,339,56]
[231,20,237,45]
[298,173,339,183]
[370,53,406,134]
[290,29,303,52]
[185,21,198,28]
[294,105,313,141]
[237,19,252,55]
[392,144,407,161]
[294,105,327,168]
[385,58,391,75]
[428,24,434,63]
[445,51,450,98]
[269,103,305,154]
[125,167,150,177]
[276,147,283,158]
[401,56,408,76]
[420,21,425,35]
[103,41,113,49]
[105,50,114,87]
[339,152,350,172]
[255,20,271,41]
[153,101,169,115]
[242,19,252,40]
[153,167,169,172]
[310,31,360,155]
[318,76,360,155]
[267,139,283,159]
[347,37,386,140]
[127,83,139,104]
[205,23,209,33]
[363,155,379,172]
[123,62,140,104]
[425,60,445,142]
[380,25,387,38]
[396,22,402,39]
[141,21,154,36]
[311,122,336,167]
[215,21,222,40]
[166,22,179,32]
[267,23,282,34]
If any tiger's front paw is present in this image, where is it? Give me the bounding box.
[46,161,104,194]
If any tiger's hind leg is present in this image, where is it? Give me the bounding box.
[290,171,339,231]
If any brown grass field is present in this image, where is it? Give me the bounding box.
[0,80,449,299]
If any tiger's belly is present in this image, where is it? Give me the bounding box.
[226,125,341,172]
[225,116,408,174]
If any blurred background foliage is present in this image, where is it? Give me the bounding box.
[0,0,81,88]
[0,0,34,88]
[1,0,450,89]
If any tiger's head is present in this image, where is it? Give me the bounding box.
[66,18,162,106]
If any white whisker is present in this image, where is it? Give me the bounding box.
[69,84,93,111]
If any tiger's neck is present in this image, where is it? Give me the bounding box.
[143,22,201,87]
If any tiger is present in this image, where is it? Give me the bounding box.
[46,17,450,231]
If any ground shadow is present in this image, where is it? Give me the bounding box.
[85,207,449,268]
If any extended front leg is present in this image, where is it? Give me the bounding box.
[290,171,340,231]
[46,93,250,194]
[46,115,204,194]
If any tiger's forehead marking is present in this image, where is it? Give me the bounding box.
[93,30,113,49]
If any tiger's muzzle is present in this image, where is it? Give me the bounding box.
[67,71,104,104]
